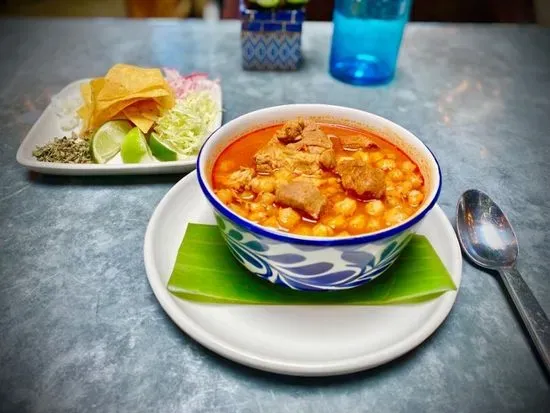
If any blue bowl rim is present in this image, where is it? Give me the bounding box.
[196,108,442,247]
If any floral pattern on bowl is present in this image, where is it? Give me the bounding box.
[214,210,416,291]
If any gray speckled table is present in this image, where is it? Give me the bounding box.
[0,19,549,413]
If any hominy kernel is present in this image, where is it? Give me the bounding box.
[387,169,404,181]
[249,211,267,222]
[262,216,279,228]
[323,185,341,196]
[409,173,423,189]
[348,214,367,234]
[365,200,385,216]
[366,218,382,232]
[278,208,301,230]
[257,192,276,205]
[384,208,409,226]
[369,151,384,163]
[395,181,412,196]
[401,205,415,216]
[334,198,357,216]
[353,151,369,162]
[401,160,417,172]
[295,225,313,236]
[376,159,396,171]
[327,215,347,231]
[229,204,248,218]
[386,196,401,207]
[216,189,233,204]
[393,184,403,195]
[266,204,278,216]
[274,169,293,184]
[249,202,265,213]
[250,176,276,194]
[407,190,424,207]
[312,223,334,237]
[330,193,347,204]
[401,181,413,192]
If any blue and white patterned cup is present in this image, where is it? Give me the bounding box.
[197,105,441,291]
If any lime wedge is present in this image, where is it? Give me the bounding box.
[120,127,154,164]
[91,120,133,164]
[149,132,178,162]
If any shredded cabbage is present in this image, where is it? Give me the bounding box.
[153,91,218,158]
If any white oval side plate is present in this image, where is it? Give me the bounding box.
[144,172,462,376]
[16,79,222,175]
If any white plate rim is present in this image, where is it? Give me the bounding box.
[16,78,222,175]
[144,172,462,376]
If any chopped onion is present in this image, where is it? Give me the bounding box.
[51,92,83,132]
[163,67,219,99]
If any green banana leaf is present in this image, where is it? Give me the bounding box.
[167,223,456,305]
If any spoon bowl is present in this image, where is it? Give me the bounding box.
[456,189,518,269]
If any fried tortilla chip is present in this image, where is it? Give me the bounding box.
[97,64,167,101]
[123,109,155,133]
[129,100,161,121]
[123,102,155,132]
[77,64,175,133]
[77,82,92,130]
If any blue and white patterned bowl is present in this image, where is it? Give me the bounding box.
[197,105,442,291]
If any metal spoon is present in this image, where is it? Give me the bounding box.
[456,189,550,374]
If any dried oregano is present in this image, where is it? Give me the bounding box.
[33,134,92,164]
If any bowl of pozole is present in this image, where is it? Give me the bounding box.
[197,104,441,291]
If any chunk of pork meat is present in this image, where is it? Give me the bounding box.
[335,159,385,199]
[255,144,324,175]
[319,149,336,169]
[275,180,326,219]
[225,167,255,190]
[274,118,309,143]
[287,124,333,154]
[339,135,379,151]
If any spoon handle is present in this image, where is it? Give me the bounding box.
[499,267,550,373]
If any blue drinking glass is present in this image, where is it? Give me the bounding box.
[329,0,412,85]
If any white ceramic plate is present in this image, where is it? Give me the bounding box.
[16,79,222,175]
[144,172,462,376]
